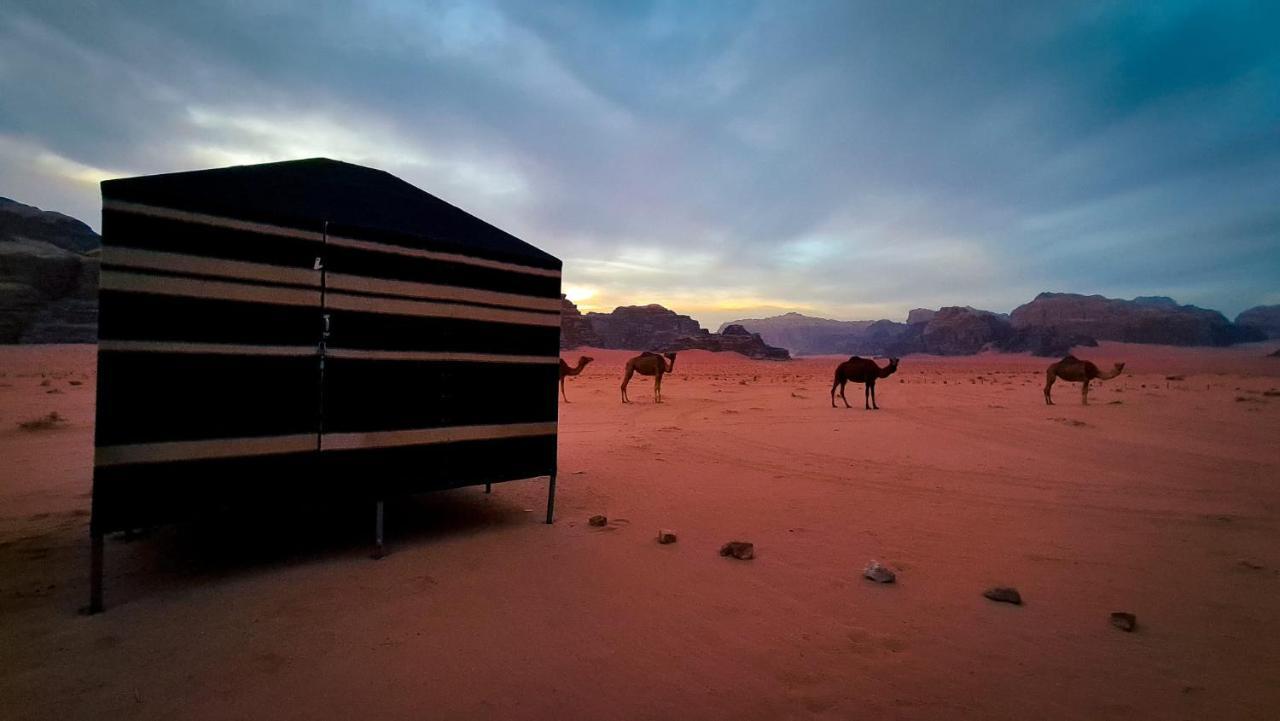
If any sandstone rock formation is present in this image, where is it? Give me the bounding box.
[559,296,602,349]
[0,197,100,343]
[1236,305,1280,340]
[665,323,790,360]
[1011,292,1262,347]
[716,312,874,355]
[585,304,703,350]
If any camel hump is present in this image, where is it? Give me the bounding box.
[640,351,663,357]
[847,355,866,362]
[1061,354,1080,362]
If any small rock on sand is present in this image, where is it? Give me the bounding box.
[719,541,754,560]
[863,561,895,583]
[983,586,1022,605]
[1110,612,1137,632]
[657,529,677,544]
[588,515,607,527]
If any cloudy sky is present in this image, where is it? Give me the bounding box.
[2,1,1277,327]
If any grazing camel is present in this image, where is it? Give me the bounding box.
[558,356,594,402]
[1044,355,1125,405]
[831,356,900,410]
[621,352,677,404]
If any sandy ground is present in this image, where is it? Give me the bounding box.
[2,341,1279,721]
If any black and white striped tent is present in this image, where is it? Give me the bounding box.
[90,158,561,611]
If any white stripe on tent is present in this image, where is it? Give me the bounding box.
[94,422,558,466]
[325,348,559,364]
[104,200,561,278]
[326,292,561,327]
[324,235,561,279]
[99,340,318,357]
[103,247,321,287]
[321,422,558,452]
[326,273,561,312]
[100,270,322,307]
[95,434,318,467]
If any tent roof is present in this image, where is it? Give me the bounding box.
[101,158,559,270]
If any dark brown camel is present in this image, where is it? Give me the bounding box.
[621,352,677,404]
[558,355,594,402]
[830,356,900,410]
[1044,355,1125,405]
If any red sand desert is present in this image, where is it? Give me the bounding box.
[2,342,1279,720]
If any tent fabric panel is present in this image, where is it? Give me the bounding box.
[102,205,323,271]
[323,311,560,355]
[91,452,321,534]
[318,434,557,497]
[322,358,557,434]
[94,351,321,446]
[98,291,322,346]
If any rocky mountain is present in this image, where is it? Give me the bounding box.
[906,308,936,324]
[0,197,100,343]
[585,304,703,350]
[560,296,601,349]
[715,312,873,355]
[665,323,790,360]
[1010,292,1262,346]
[1236,305,1280,339]
[579,304,789,359]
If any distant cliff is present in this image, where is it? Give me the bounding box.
[1010,292,1262,347]
[1236,305,1280,339]
[575,304,789,359]
[0,197,100,343]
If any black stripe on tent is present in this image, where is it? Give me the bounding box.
[322,359,557,434]
[92,451,320,534]
[325,309,560,355]
[94,351,321,446]
[319,434,557,496]
[99,291,321,346]
[104,208,322,270]
[325,243,561,298]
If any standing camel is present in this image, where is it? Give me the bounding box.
[558,356,594,403]
[621,352,677,404]
[1044,355,1125,405]
[830,356,900,410]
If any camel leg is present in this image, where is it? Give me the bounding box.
[1044,371,1056,405]
[560,377,569,403]
[655,372,663,404]
[1081,379,1090,406]
[840,380,851,409]
[621,367,634,403]
[830,377,839,407]
[870,380,879,410]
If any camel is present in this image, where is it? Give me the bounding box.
[830,356,900,410]
[558,356,594,402]
[621,352,677,404]
[1044,355,1125,405]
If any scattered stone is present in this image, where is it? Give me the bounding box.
[863,560,896,584]
[983,586,1022,605]
[1238,559,1265,571]
[588,515,608,527]
[719,541,754,560]
[657,529,677,544]
[1110,612,1137,632]
[1165,375,1185,381]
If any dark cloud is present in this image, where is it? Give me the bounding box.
[2,0,1277,326]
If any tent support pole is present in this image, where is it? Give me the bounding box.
[373,500,385,560]
[545,472,557,525]
[87,530,104,614]
[484,482,491,494]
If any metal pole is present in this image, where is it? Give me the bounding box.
[373,500,385,559]
[545,472,557,525]
[87,531,104,614]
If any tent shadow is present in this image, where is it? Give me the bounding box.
[97,485,538,608]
